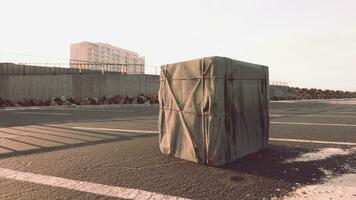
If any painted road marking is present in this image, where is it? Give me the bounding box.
[270,138,356,146]
[71,127,159,134]
[13,112,72,116]
[271,121,356,127]
[0,107,41,111]
[49,108,135,112]
[303,115,356,118]
[0,168,189,200]
[269,114,286,117]
[270,114,356,118]
[327,111,356,114]
[74,109,134,112]
[71,127,356,146]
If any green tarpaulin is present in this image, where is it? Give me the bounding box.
[159,56,269,166]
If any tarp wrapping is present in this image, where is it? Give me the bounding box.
[158,57,269,166]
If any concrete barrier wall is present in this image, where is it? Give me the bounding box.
[0,73,159,102]
[270,85,289,98]
[0,71,291,102]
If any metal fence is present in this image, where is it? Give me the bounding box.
[0,51,160,75]
[270,81,289,87]
[0,62,160,76]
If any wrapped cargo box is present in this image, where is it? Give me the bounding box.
[158,56,269,166]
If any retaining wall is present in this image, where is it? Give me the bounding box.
[0,73,159,102]
[270,85,289,99]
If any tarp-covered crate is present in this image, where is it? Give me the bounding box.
[158,56,269,166]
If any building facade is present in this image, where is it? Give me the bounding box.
[70,41,145,74]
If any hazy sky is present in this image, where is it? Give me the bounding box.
[1,0,355,91]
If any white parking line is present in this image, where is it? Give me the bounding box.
[303,115,356,118]
[0,107,41,111]
[76,109,134,112]
[269,114,286,117]
[0,167,190,200]
[70,127,356,146]
[328,111,356,114]
[13,112,72,116]
[71,127,159,134]
[270,138,356,146]
[271,121,356,127]
[49,108,134,112]
[270,114,356,118]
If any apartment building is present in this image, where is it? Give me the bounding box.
[70,41,145,74]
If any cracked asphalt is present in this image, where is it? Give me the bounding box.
[0,101,355,200]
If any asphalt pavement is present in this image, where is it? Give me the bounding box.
[0,101,355,200]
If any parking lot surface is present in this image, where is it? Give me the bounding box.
[0,100,355,200]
